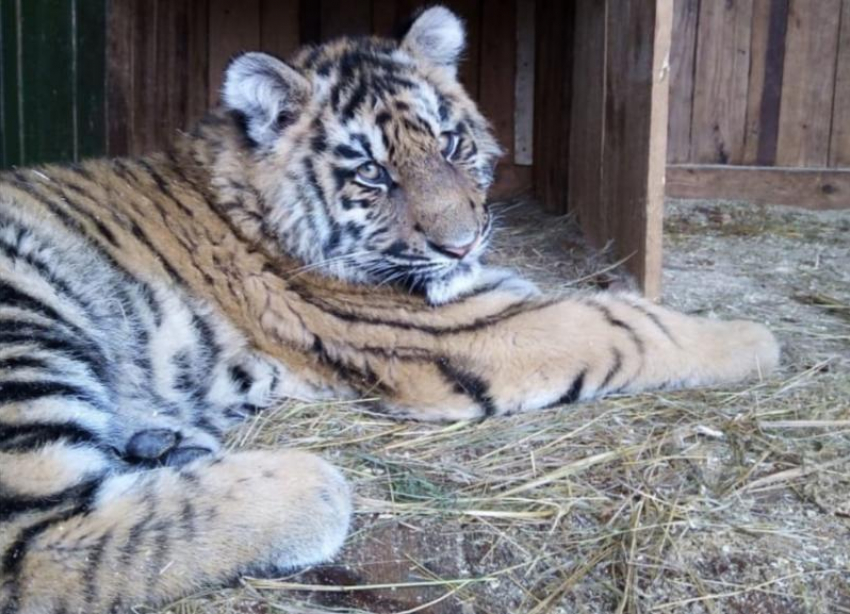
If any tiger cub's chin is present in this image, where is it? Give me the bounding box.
[425,263,542,306]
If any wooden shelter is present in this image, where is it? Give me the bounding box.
[0,0,676,298]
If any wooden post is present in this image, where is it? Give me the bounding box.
[539,0,671,298]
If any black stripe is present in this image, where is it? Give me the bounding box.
[629,303,680,347]
[436,358,496,417]
[28,177,121,248]
[0,380,98,406]
[599,349,623,391]
[0,479,101,522]
[137,158,196,219]
[2,485,97,573]
[0,421,98,452]
[295,291,550,337]
[82,532,111,609]
[557,370,586,406]
[588,302,646,356]
[311,336,388,393]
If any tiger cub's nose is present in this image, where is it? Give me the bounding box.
[428,234,479,259]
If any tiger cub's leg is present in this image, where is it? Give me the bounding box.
[2,448,351,614]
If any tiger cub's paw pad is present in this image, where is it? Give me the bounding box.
[126,429,179,460]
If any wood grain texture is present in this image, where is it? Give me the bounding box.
[1,0,23,167]
[691,0,753,165]
[745,0,789,166]
[600,0,670,299]
[533,0,573,213]
[75,0,107,161]
[208,0,260,105]
[567,0,606,221]
[260,0,300,60]
[479,0,518,195]
[776,0,841,167]
[514,0,535,166]
[371,0,399,37]
[667,164,850,209]
[21,0,76,164]
[667,0,699,164]
[186,0,210,128]
[321,0,371,41]
[441,0,481,99]
[829,0,850,167]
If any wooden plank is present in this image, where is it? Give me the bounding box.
[321,0,371,41]
[21,0,76,165]
[186,0,209,126]
[260,0,300,60]
[479,0,519,196]
[598,0,671,298]
[130,0,158,155]
[533,0,573,213]
[371,0,399,37]
[106,0,135,156]
[744,0,788,166]
[75,0,107,161]
[667,164,850,209]
[298,0,321,45]
[208,0,261,106]
[442,0,481,99]
[1,0,23,167]
[691,0,753,165]
[776,0,842,167]
[829,0,850,167]
[514,0,534,166]
[666,0,699,164]
[567,0,606,219]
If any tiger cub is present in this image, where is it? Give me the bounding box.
[0,6,778,613]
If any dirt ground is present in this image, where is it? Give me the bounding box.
[153,198,850,614]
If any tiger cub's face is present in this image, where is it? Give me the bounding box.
[222,6,501,298]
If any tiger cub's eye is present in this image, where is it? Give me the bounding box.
[355,162,389,188]
[439,131,460,162]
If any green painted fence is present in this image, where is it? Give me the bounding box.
[0,0,106,169]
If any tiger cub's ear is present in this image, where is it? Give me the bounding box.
[402,6,466,76]
[222,52,311,147]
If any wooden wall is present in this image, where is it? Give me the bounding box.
[0,0,106,168]
[666,0,850,209]
[104,0,533,198]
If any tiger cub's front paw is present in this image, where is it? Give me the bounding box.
[426,265,540,305]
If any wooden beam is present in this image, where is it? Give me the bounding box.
[666,164,850,210]
[569,0,671,299]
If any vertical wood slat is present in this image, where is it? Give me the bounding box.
[666,0,699,164]
[186,0,209,127]
[208,0,260,106]
[568,0,670,297]
[690,0,753,165]
[371,0,399,37]
[1,0,22,167]
[21,0,76,165]
[76,0,107,161]
[514,0,534,166]
[479,0,522,195]
[777,0,842,167]
[441,0,481,100]
[829,0,850,167]
[106,0,134,156]
[533,0,573,213]
[260,0,300,60]
[567,0,606,219]
[600,0,670,298]
[321,0,371,40]
[744,0,789,166]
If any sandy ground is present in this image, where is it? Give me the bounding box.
[153,198,850,614]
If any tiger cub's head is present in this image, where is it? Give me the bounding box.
[220,6,501,302]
